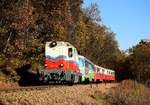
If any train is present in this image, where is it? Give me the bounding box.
[39,41,115,84]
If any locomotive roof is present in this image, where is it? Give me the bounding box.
[78,55,94,65]
[46,41,74,47]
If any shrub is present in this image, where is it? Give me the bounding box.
[0,97,3,105]
[108,80,150,105]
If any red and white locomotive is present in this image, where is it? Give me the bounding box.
[40,41,115,83]
[40,41,82,83]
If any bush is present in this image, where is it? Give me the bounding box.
[145,79,150,88]
[0,54,6,66]
[108,80,150,105]
[0,73,6,81]
[92,91,110,105]
[0,97,3,105]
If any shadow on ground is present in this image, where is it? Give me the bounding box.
[16,64,41,86]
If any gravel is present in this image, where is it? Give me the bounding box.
[0,83,117,105]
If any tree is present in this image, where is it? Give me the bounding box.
[82,3,121,71]
[73,15,87,55]
[83,3,101,23]
[0,0,83,79]
[126,40,150,82]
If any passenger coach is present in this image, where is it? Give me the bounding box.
[94,65,115,82]
[78,55,95,83]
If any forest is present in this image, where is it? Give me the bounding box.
[0,0,150,84]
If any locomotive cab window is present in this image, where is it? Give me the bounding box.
[68,48,73,57]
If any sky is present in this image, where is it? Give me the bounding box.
[83,0,150,50]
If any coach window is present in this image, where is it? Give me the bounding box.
[112,72,114,76]
[111,72,113,76]
[91,64,94,71]
[102,69,104,74]
[82,59,84,66]
[68,48,73,57]
[98,68,100,74]
[97,68,99,73]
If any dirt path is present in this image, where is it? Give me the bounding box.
[0,83,118,105]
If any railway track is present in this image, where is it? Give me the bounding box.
[0,85,61,93]
[0,82,81,93]
[0,82,115,93]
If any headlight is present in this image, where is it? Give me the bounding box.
[45,64,48,67]
[59,63,64,67]
[49,41,57,48]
